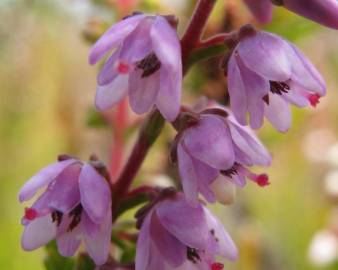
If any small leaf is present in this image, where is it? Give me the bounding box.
[76,253,95,270]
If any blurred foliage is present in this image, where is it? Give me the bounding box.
[0,0,338,270]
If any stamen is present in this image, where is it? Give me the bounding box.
[24,208,38,221]
[211,262,224,270]
[237,166,270,187]
[308,93,321,108]
[68,204,83,231]
[270,81,290,95]
[221,164,238,178]
[136,53,161,77]
[117,61,130,74]
[51,210,63,226]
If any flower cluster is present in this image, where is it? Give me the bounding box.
[18,1,337,269]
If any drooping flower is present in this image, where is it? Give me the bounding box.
[243,0,273,24]
[173,106,271,205]
[89,13,182,122]
[227,30,326,132]
[135,193,238,270]
[18,156,112,265]
[243,0,338,29]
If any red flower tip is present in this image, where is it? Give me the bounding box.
[24,207,38,221]
[211,262,224,270]
[308,94,321,108]
[256,173,270,187]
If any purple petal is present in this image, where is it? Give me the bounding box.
[203,207,238,260]
[227,118,271,166]
[56,219,81,257]
[19,159,78,202]
[283,82,310,107]
[89,14,145,65]
[227,53,248,125]
[135,213,152,270]
[264,94,291,132]
[177,143,199,205]
[82,210,112,265]
[21,215,56,251]
[79,164,111,224]
[119,17,153,62]
[151,16,182,122]
[48,163,81,213]
[150,212,186,267]
[243,0,273,24]
[284,0,338,29]
[238,31,292,81]
[286,43,326,95]
[156,194,210,250]
[183,115,235,170]
[95,75,128,111]
[155,67,181,122]
[97,50,120,86]
[129,69,159,114]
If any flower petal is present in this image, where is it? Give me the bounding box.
[227,117,271,166]
[19,159,78,202]
[177,143,199,205]
[227,53,248,125]
[89,14,145,65]
[82,210,112,265]
[79,164,111,223]
[183,115,235,170]
[238,31,291,81]
[286,43,326,96]
[135,212,152,270]
[21,215,56,251]
[203,207,238,260]
[284,0,338,29]
[97,49,121,86]
[156,194,210,251]
[150,212,186,267]
[95,75,129,111]
[56,217,81,257]
[264,94,291,132]
[129,69,159,114]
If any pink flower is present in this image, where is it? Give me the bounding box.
[89,14,182,122]
[227,30,326,132]
[135,193,238,270]
[243,0,338,29]
[174,107,271,205]
[19,157,112,265]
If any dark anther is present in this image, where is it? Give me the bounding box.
[68,204,83,231]
[270,81,290,95]
[201,108,229,119]
[51,210,63,226]
[221,165,238,178]
[187,247,201,264]
[263,94,270,105]
[137,53,161,78]
[57,154,74,162]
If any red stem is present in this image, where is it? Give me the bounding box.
[197,33,231,48]
[181,0,217,66]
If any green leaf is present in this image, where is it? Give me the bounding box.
[115,192,150,219]
[44,241,75,270]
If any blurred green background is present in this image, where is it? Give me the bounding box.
[1,0,338,269]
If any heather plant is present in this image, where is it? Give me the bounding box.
[18,0,338,269]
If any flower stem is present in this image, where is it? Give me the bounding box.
[181,0,217,67]
[111,109,165,216]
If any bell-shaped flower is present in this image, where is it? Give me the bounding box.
[227,30,326,132]
[243,0,338,29]
[89,13,182,122]
[173,107,271,205]
[18,157,112,265]
[135,193,238,270]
